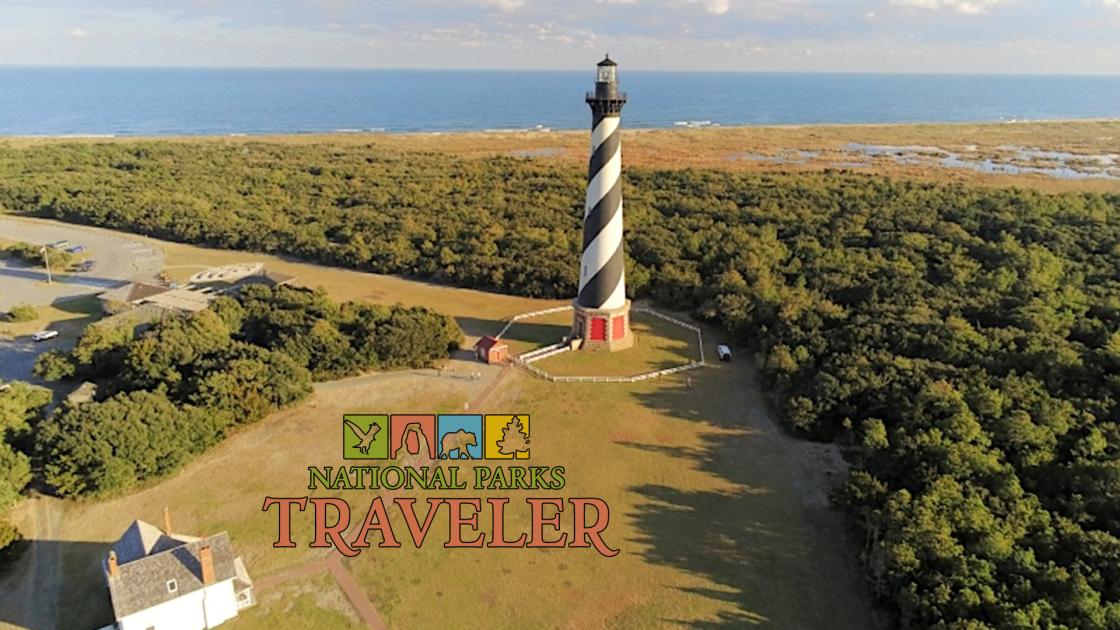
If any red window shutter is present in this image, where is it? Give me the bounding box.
[612,316,625,340]
[590,317,607,340]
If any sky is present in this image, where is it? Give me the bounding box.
[0,0,1118,74]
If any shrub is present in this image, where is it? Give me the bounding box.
[4,304,36,323]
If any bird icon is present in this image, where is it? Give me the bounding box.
[344,419,381,454]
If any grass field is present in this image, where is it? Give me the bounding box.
[498,309,572,356]
[235,573,364,630]
[0,295,101,340]
[0,226,874,629]
[531,311,700,377]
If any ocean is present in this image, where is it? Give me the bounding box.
[0,67,1117,136]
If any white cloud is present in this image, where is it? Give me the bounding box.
[484,0,524,12]
[706,0,731,14]
[890,0,1008,15]
[1102,0,1120,11]
[66,27,88,38]
[685,0,731,15]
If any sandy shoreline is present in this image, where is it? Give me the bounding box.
[4,117,1120,142]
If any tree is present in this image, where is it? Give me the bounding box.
[71,322,133,377]
[0,380,51,442]
[39,390,216,497]
[33,350,76,382]
[0,443,31,508]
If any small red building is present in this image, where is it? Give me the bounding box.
[473,336,509,364]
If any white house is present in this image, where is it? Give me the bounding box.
[104,511,255,630]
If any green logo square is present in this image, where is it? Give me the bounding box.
[343,414,389,459]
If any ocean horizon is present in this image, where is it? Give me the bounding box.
[1,66,1118,137]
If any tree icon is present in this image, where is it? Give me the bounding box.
[497,415,530,456]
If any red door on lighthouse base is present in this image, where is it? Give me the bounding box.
[589,317,607,341]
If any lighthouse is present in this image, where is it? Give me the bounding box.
[572,55,634,352]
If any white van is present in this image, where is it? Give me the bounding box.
[31,330,59,342]
[717,344,733,362]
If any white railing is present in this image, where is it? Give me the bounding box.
[502,304,707,384]
[495,305,573,339]
[516,360,704,383]
[632,305,706,365]
[518,342,569,364]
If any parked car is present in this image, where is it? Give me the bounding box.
[67,245,85,254]
[31,330,59,342]
[717,344,733,362]
[50,240,70,249]
[77,260,94,272]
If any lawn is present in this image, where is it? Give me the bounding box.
[530,310,700,377]
[0,233,872,629]
[498,308,572,356]
[230,573,364,630]
[0,295,102,340]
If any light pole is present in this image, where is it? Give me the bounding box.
[39,246,52,285]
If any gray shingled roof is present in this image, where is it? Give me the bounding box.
[98,282,170,304]
[226,269,296,290]
[112,520,199,564]
[108,522,237,619]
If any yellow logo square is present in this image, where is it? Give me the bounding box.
[483,414,530,459]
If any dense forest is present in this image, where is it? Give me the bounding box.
[1,141,1119,628]
[34,284,462,497]
[0,381,49,556]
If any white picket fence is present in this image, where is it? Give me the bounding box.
[495,305,573,339]
[632,306,706,365]
[508,305,707,384]
[517,360,704,383]
[518,342,570,364]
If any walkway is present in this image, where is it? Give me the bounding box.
[255,555,387,630]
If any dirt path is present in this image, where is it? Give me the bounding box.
[0,496,64,630]
[466,364,511,410]
[327,556,387,630]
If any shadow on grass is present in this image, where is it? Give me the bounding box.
[502,320,569,346]
[0,539,114,630]
[453,316,506,340]
[48,295,103,317]
[623,377,845,628]
[454,315,568,348]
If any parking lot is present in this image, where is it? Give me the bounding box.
[0,217,164,311]
[1,217,165,381]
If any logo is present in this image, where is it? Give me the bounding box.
[437,415,483,459]
[342,414,389,459]
[267,411,621,558]
[389,414,438,459]
[484,414,530,459]
[343,414,529,460]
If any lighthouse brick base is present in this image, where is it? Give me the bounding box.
[571,299,635,352]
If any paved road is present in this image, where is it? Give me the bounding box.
[0,217,164,311]
[0,335,73,383]
[0,217,165,382]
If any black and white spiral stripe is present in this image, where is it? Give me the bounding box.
[577,112,625,309]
